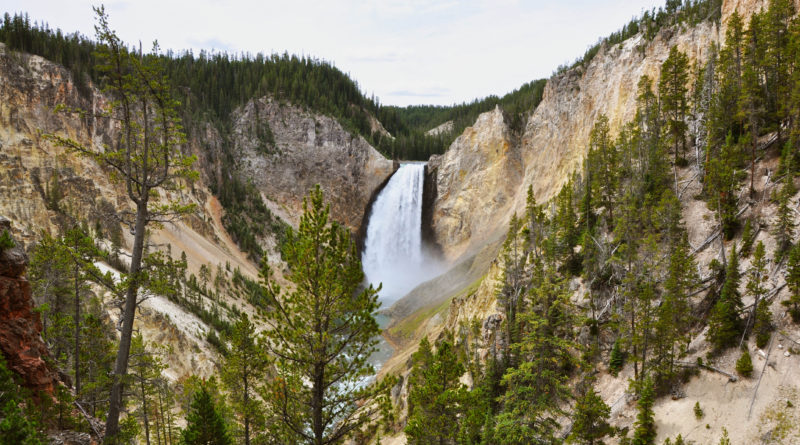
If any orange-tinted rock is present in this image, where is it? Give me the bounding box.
[0,245,60,397]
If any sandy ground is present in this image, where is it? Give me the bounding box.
[592,143,800,445]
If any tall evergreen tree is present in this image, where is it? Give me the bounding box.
[47,8,198,439]
[221,314,267,445]
[259,185,392,445]
[708,244,743,350]
[784,242,800,321]
[762,0,795,139]
[660,46,690,166]
[740,11,766,194]
[128,334,167,445]
[405,335,467,445]
[588,114,618,224]
[653,234,695,388]
[708,12,745,149]
[632,378,657,445]
[569,385,612,445]
[706,133,743,239]
[78,298,116,418]
[774,175,796,256]
[497,214,527,364]
[744,241,769,343]
[494,275,577,444]
[181,386,232,445]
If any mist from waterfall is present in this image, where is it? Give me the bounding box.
[362,163,443,306]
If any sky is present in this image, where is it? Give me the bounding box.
[4,0,666,106]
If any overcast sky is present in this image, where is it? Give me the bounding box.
[5,0,666,106]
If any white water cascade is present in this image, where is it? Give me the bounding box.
[362,163,442,305]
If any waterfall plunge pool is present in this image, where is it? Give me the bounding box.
[361,162,446,374]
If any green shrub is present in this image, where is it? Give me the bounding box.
[694,401,704,420]
[609,339,625,376]
[0,354,43,444]
[0,230,14,252]
[736,350,753,377]
[740,219,754,257]
[754,299,772,349]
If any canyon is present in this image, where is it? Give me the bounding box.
[2,0,800,443]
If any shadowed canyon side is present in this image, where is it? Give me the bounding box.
[232,96,395,231]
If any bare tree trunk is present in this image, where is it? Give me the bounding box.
[105,202,148,440]
[74,260,80,396]
[244,369,250,445]
[313,362,325,445]
[751,128,757,195]
[141,377,151,445]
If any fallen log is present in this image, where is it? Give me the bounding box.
[675,360,738,382]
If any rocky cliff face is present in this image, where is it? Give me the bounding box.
[429,25,717,260]
[428,106,522,260]
[0,41,394,385]
[400,2,800,444]
[430,1,800,261]
[0,218,61,397]
[232,97,395,231]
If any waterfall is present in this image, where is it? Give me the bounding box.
[362,163,440,305]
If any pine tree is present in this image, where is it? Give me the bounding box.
[774,176,796,257]
[762,0,795,139]
[129,334,167,445]
[181,386,232,445]
[632,378,657,445]
[708,12,744,149]
[555,181,581,274]
[609,339,625,376]
[78,298,116,418]
[498,214,527,363]
[740,219,755,257]
[708,245,743,350]
[653,235,696,388]
[259,185,392,444]
[783,242,800,321]
[405,335,467,445]
[660,46,690,166]
[46,8,198,439]
[569,385,612,445]
[736,350,753,377]
[618,237,660,383]
[588,114,618,224]
[706,133,743,240]
[744,241,769,343]
[221,313,267,445]
[740,13,766,194]
[60,225,99,398]
[494,275,577,444]
[754,299,773,348]
[28,233,73,369]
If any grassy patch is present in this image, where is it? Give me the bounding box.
[387,274,486,344]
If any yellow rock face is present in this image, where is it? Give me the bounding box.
[0,41,395,382]
[429,106,523,260]
[430,20,720,261]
